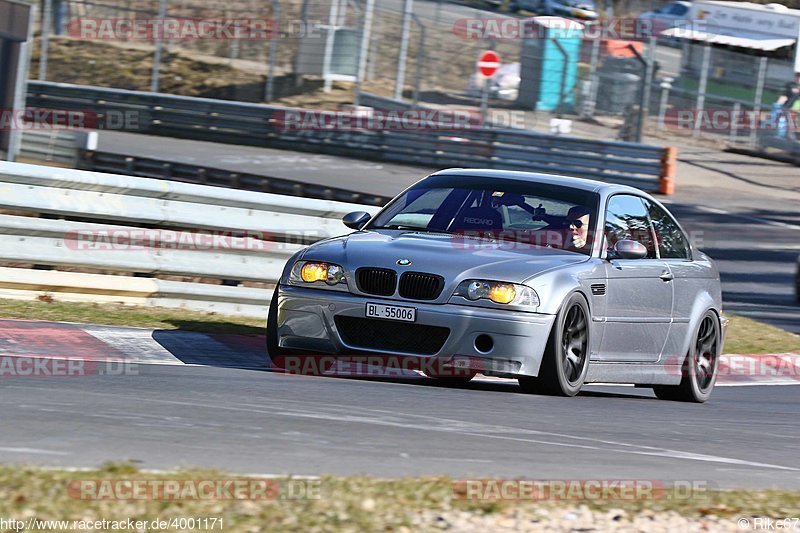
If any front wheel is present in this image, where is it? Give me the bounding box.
[519,293,590,396]
[653,311,720,403]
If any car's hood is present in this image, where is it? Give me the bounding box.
[301,229,588,285]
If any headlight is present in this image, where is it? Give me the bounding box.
[289,261,347,287]
[452,279,539,309]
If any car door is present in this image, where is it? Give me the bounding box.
[597,195,674,363]
[643,198,696,360]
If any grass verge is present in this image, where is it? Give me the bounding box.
[1,297,799,355]
[1,463,799,532]
[0,298,263,335]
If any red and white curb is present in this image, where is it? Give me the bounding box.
[0,319,797,386]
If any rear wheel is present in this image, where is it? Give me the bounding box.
[795,263,800,304]
[653,311,720,403]
[519,293,590,396]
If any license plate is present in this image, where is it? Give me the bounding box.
[366,302,416,322]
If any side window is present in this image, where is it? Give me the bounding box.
[605,195,657,258]
[645,200,691,259]
[671,3,689,16]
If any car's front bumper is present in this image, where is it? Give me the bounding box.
[276,285,557,377]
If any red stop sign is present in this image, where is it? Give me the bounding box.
[478,51,501,77]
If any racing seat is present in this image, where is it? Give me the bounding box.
[451,206,503,232]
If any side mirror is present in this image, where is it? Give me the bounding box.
[343,211,371,230]
[613,240,648,260]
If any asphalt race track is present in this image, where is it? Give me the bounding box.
[2,362,799,488]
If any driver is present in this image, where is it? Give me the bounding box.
[528,204,592,251]
[565,205,592,250]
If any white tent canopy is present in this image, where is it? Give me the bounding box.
[662,27,796,51]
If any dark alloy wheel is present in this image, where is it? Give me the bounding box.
[519,293,590,397]
[653,311,720,403]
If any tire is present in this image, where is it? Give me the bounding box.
[653,311,720,403]
[266,286,281,368]
[267,286,333,376]
[519,293,590,397]
[795,263,800,305]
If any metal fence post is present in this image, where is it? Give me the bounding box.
[692,44,711,138]
[227,9,240,65]
[150,0,167,93]
[265,0,281,102]
[412,14,426,108]
[730,102,741,146]
[39,0,52,81]
[294,0,311,87]
[322,0,340,93]
[551,39,569,118]
[641,37,656,133]
[657,77,673,130]
[582,38,600,118]
[8,5,36,162]
[394,0,414,100]
[354,0,375,106]
[367,6,381,82]
[749,56,768,149]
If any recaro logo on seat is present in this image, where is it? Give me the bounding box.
[464,217,495,226]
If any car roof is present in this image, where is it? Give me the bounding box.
[428,168,653,199]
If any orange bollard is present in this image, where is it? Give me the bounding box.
[659,146,677,195]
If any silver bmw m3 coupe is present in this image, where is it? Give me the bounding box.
[268,169,728,402]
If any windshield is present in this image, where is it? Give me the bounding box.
[369,175,601,255]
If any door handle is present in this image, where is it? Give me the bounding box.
[659,271,674,282]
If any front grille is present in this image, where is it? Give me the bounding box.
[356,268,397,296]
[335,316,450,355]
[398,272,445,301]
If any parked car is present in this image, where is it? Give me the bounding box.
[510,0,599,20]
[638,1,691,43]
[268,170,728,402]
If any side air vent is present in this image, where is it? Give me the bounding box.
[591,284,607,296]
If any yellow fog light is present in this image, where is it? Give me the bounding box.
[301,262,329,283]
[489,283,516,304]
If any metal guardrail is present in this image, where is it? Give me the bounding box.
[0,161,380,317]
[27,82,676,193]
[78,150,391,207]
[19,129,92,166]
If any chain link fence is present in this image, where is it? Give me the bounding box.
[26,0,800,158]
